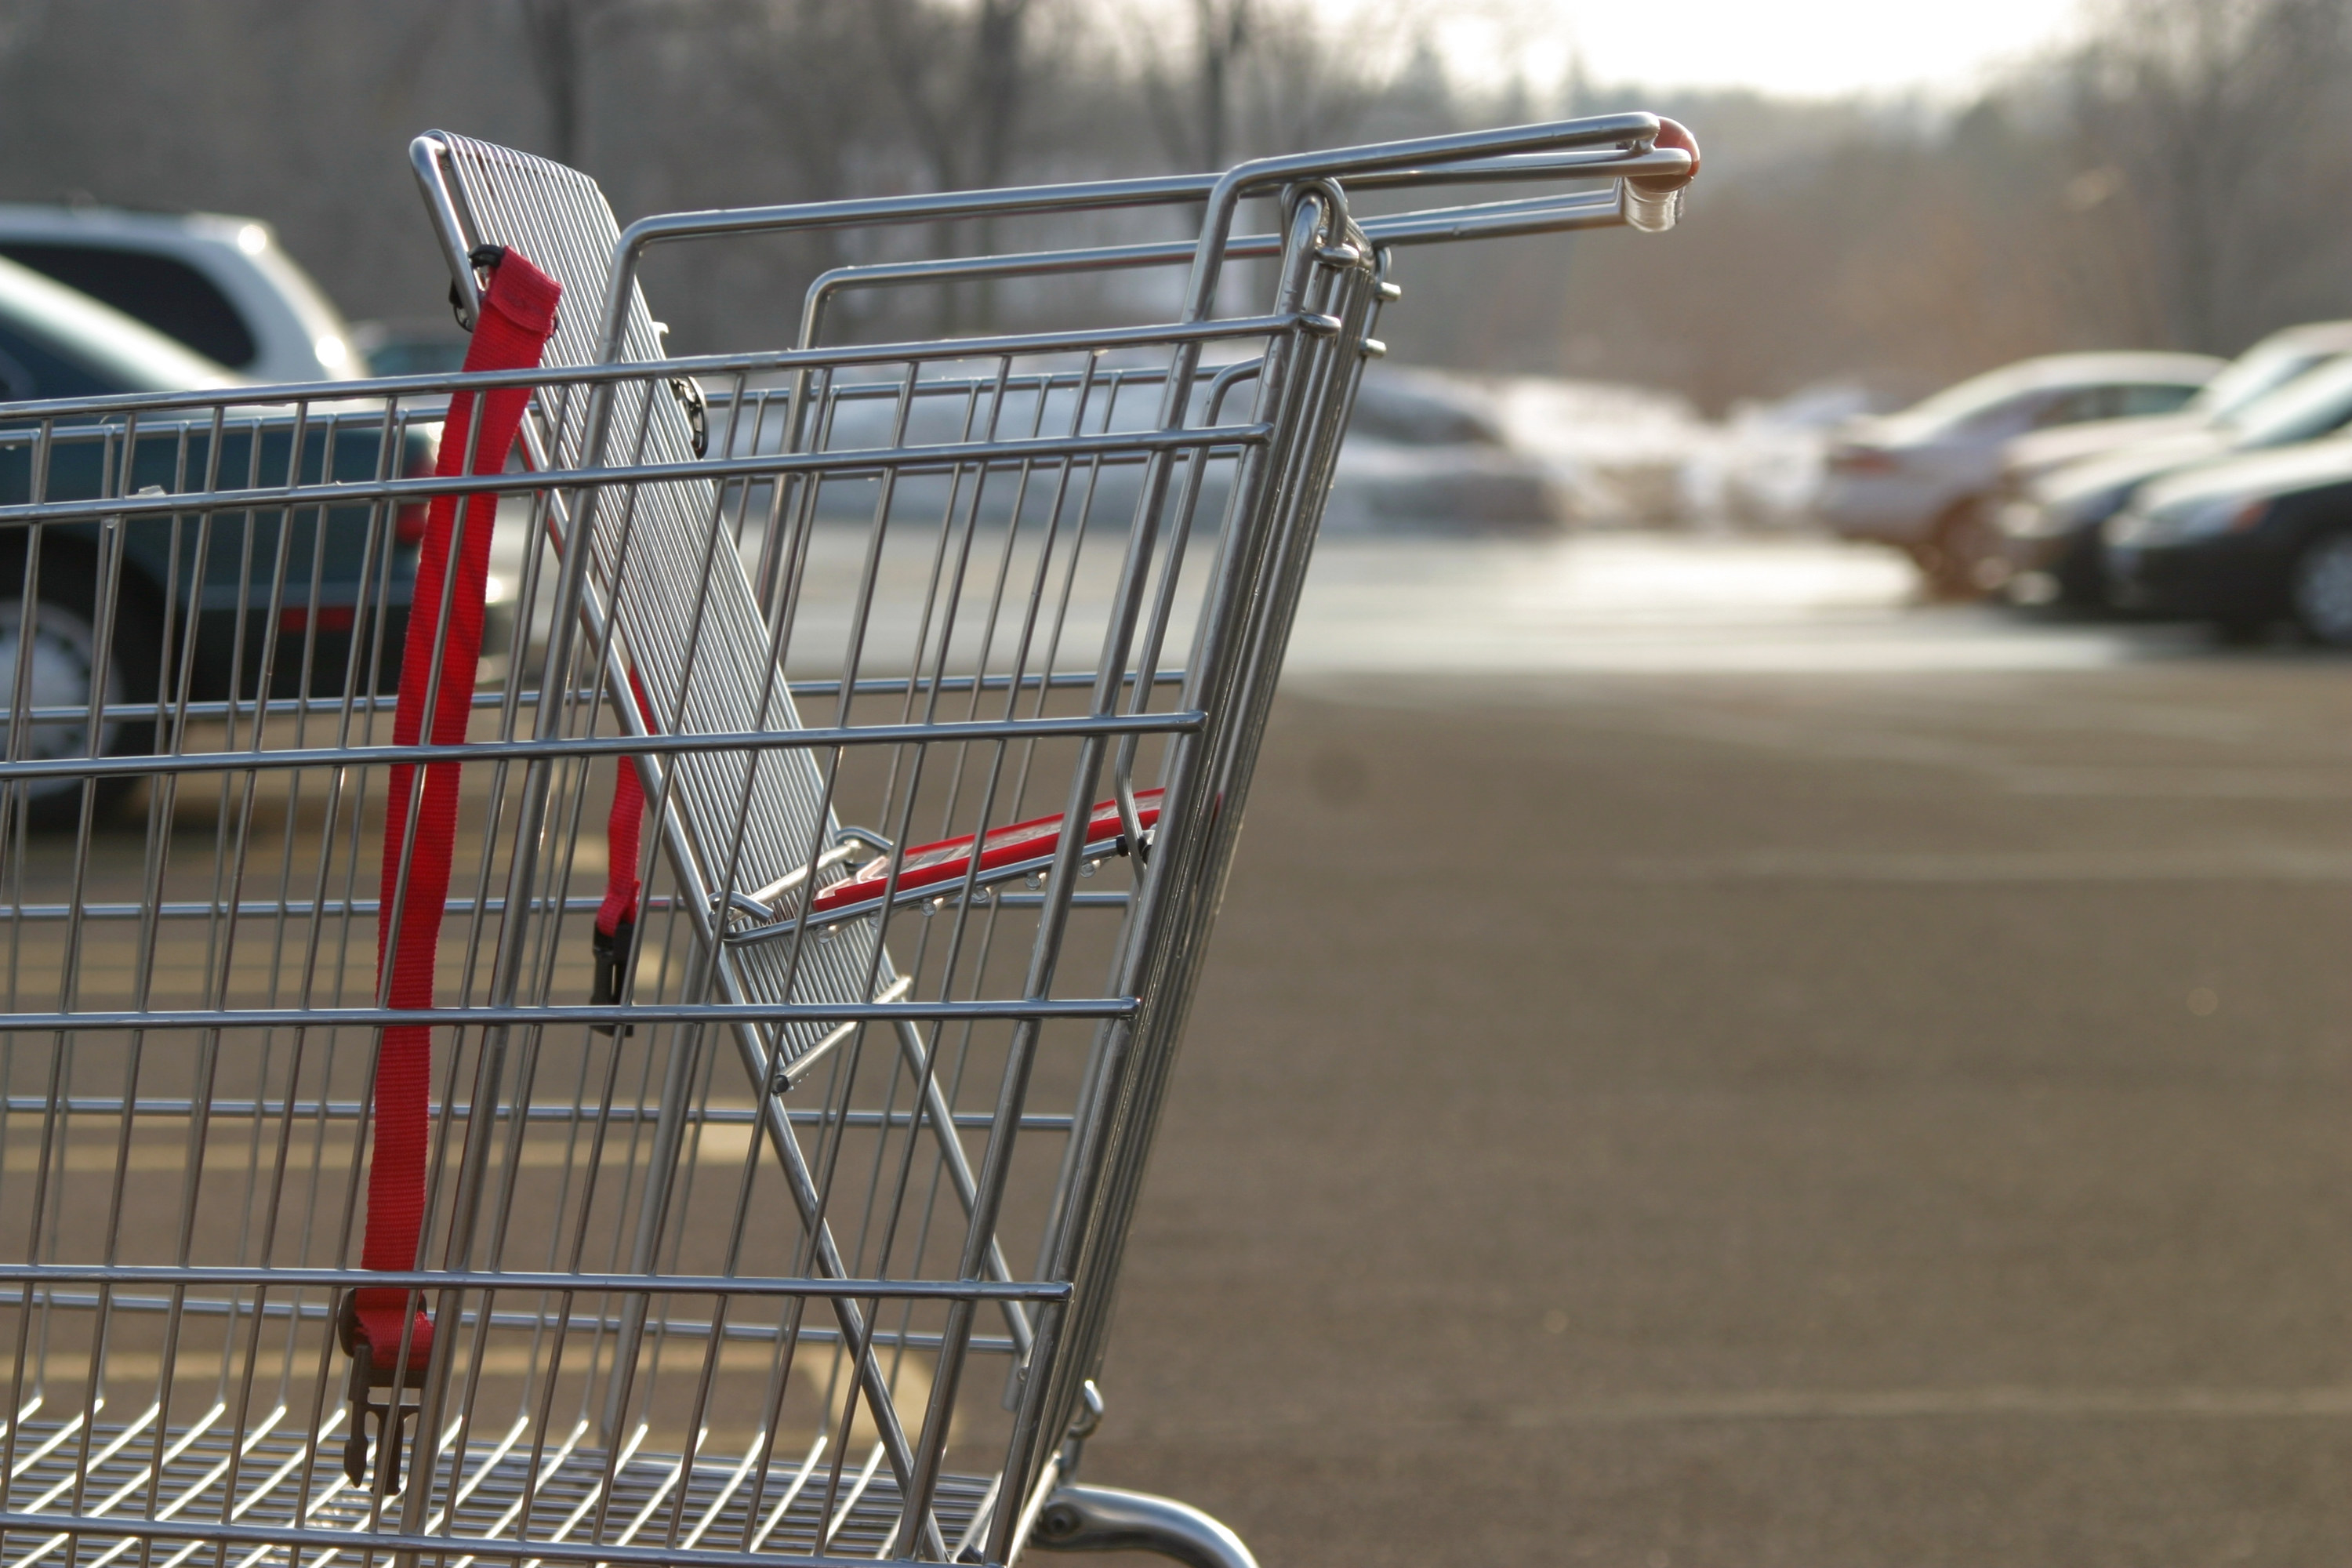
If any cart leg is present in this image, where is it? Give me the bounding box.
[1029,1484,1259,1568]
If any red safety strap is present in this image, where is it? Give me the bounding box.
[354,250,561,1372]
[588,673,653,1029]
[597,670,655,941]
[598,763,644,939]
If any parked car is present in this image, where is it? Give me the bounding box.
[1997,353,2352,607]
[351,317,470,377]
[1995,321,2352,498]
[2105,437,2352,644]
[0,254,241,401]
[0,202,359,384]
[1,258,430,826]
[1819,351,2223,597]
[1324,368,1567,534]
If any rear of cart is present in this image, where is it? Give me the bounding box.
[0,114,1695,1568]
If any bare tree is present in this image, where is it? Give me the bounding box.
[1236,1,1387,155]
[1192,0,1252,169]
[1134,0,1424,170]
[1136,0,1251,169]
[865,0,1042,328]
[655,1,910,346]
[0,0,49,69]
[22,0,2350,412]
[722,1,880,205]
[518,0,620,165]
[869,0,1039,193]
[2067,0,2351,350]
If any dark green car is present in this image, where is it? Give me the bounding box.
[1,256,430,825]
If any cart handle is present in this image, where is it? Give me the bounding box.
[416,116,1690,345]
[1624,118,1700,233]
[1638,119,1702,187]
[789,137,1696,345]
[580,114,1666,355]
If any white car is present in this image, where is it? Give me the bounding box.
[1998,321,2352,495]
[0,203,358,385]
[1819,350,2223,596]
[1323,368,1567,535]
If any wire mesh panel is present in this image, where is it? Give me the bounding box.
[0,114,1694,1568]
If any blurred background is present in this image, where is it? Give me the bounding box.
[12,0,2352,551]
[10,1,2352,1563]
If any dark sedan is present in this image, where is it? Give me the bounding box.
[1998,354,2352,609]
[2103,438,2352,644]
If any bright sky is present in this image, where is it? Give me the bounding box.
[1358,0,2090,100]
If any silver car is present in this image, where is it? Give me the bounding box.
[1998,321,2352,496]
[1820,350,2222,597]
[0,202,358,384]
[1323,368,1567,535]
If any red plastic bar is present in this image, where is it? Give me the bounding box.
[811,789,1163,916]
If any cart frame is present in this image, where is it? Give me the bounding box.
[0,113,1693,1568]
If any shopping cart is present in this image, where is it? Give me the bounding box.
[0,113,1696,1567]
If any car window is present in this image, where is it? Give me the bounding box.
[2116,382,2199,416]
[0,256,238,398]
[2025,383,2195,429]
[1938,388,2048,440]
[2034,387,2114,427]
[1903,367,2038,430]
[0,321,118,399]
[0,243,259,369]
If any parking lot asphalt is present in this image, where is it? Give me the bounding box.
[1069,656,2352,1567]
[15,534,2349,1564]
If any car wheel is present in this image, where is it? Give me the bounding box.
[1922,499,2002,601]
[2290,532,2352,648]
[0,554,159,831]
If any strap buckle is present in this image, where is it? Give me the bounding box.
[591,915,636,1036]
[336,1293,430,1494]
[447,245,507,329]
[668,376,709,458]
